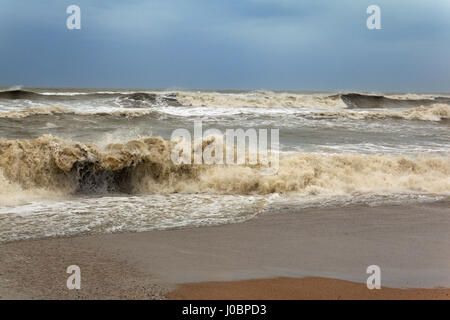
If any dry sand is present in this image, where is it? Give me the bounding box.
[0,201,449,299]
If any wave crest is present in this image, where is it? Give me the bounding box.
[340,93,450,109]
[0,106,69,118]
[314,104,450,121]
[0,106,164,119]
[0,136,449,200]
[176,91,346,108]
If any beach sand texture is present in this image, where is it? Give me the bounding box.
[1,202,449,299]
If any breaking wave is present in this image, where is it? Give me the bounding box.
[0,106,70,118]
[1,89,449,110]
[0,106,163,118]
[0,170,66,206]
[1,135,449,205]
[173,91,450,109]
[2,103,449,122]
[175,91,347,108]
[312,104,450,121]
[0,89,181,107]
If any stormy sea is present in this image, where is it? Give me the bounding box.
[0,87,449,242]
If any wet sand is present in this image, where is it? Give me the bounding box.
[169,277,450,300]
[0,201,449,299]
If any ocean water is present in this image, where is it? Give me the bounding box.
[0,87,449,242]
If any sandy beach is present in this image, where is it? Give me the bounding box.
[1,201,449,299]
[169,277,450,300]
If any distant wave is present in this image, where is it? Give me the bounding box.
[311,104,450,122]
[0,89,43,99]
[340,93,450,109]
[0,89,117,100]
[2,89,449,109]
[0,89,181,107]
[2,104,450,122]
[0,106,166,119]
[0,106,70,118]
[115,92,181,108]
[175,91,450,109]
[1,135,449,203]
[175,91,347,108]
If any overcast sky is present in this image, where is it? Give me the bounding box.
[0,0,449,92]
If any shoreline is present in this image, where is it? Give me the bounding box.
[0,201,449,299]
